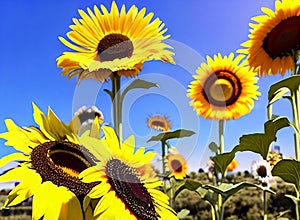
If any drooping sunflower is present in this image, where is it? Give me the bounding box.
[69,105,104,136]
[238,0,300,76]
[147,115,171,132]
[165,147,188,180]
[0,103,101,220]
[187,53,260,120]
[57,1,175,82]
[79,126,178,220]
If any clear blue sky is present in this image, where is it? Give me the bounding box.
[0,0,295,173]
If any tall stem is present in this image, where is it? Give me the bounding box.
[111,74,122,142]
[161,140,166,174]
[263,190,268,220]
[219,120,225,155]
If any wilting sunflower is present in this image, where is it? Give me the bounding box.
[79,126,178,220]
[57,1,174,82]
[165,147,188,180]
[147,115,171,132]
[0,103,101,220]
[69,105,104,136]
[238,0,300,76]
[187,53,260,120]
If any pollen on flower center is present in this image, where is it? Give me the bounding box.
[97,33,134,61]
[31,141,98,197]
[263,16,300,59]
[106,159,158,220]
[203,70,242,107]
[171,159,183,173]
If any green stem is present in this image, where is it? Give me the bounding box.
[219,120,225,155]
[169,177,175,209]
[291,87,300,161]
[161,140,166,174]
[296,186,300,220]
[210,203,216,220]
[267,104,273,120]
[111,74,122,142]
[263,190,268,220]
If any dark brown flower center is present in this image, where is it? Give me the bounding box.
[263,16,300,59]
[202,70,242,107]
[106,159,157,220]
[97,34,134,61]
[31,141,98,197]
[171,159,183,173]
[257,165,267,178]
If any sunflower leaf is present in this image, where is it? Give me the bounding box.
[268,87,290,106]
[268,75,300,101]
[121,79,159,101]
[272,159,300,192]
[174,179,202,199]
[202,182,257,203]
[208,142,218,153]
[177,209,190,219]
[211,152,235,177]
[233,116,291,159]
[147,129,195,143]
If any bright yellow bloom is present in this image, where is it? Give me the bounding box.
[147,115,171,132]
[238,0,300,76]
[57,1,174,82]
[79,126,178,220]
[187,53,260,120]
[0,103,100,220]
[165,147,188,180]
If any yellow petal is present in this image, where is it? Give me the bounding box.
[0,153,29,168]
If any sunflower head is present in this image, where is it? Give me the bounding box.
[56,1,175,82]
[79,126,178,220]
[147,115,171,132]
[187,53,260,120]
[251,159,276,188]
[165,147,188,180]
[238,0,300,76]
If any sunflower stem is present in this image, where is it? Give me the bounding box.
[219,120,225,155]
[263,189,268,220]
[161,140,166,174]
[267,104,273,120]
[111,73,122,143]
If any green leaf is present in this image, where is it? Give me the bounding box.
[121,79,159,101]
[285,194,300,205]
[233,116,292,159]
[268,87,290,106]
[209,142,218,153]
[268,75,300,101]
[147,129,195,143]
[202,182,258,203]
[177,209,190,219]
[211,152,235,177]
[272,159,300,192]
[174,179,202,199]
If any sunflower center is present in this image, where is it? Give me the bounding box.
[31,141,98,197]
[257,165,267,178]
[263,16,300,59]
[171,159,183,173]
[203,70,242,107]
[97,34,134,61]
[106,159,158,220]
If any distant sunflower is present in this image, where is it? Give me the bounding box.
[57,1,174,82]
[147,115,171,132]
[226,159,238,172]
[251,159,276,187]
[165,147,188,180]
[79,126,178,220]
[238,0,300,76]
[0,103,100,220]
[187,53,260,120]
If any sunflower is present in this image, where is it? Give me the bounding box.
[69,105,104,136]
[56,1,175,82]
[165,147,188,180]
[238,0,300,76]
[226,159,238,172]
[147,115,171,132]
[79,126,178,220]
[187,53,260,120]
[0,103,101,220]
[251,159,276,188]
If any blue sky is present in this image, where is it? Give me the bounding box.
[0,0,295,173]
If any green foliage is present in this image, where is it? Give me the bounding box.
[233,116,292,159]
[272,159,300,192]
[174,179,202,199]
[208,142,218,154]
[211,152,235,177]
[177,209,190,219]
[147,129,195,143]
